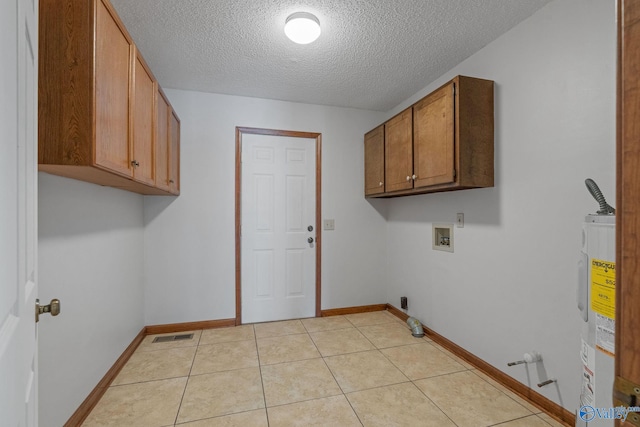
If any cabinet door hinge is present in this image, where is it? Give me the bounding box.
[452,84,456,96]
[453,169,457,179]
[613,376,640,427]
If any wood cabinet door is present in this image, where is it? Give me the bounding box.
[384,108,413,192]
[168,110,180,194]
[155,90,170,191]
[132,52,155,186]
[364,125,385,195]
[94,0,133,177]
[413,82,455,188]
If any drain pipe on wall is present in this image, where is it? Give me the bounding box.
[407,317,425,338]
[400,296,424,338]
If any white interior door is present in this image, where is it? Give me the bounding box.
[0,0,39,425]
[241,134,316,324]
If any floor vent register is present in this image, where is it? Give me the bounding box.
[152,333,194,343]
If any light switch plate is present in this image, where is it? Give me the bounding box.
[456,213,464,228]
[323,219,335,230]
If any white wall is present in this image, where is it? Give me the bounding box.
[384,0,615,413]
[35,0,615,421]
[38,174,145,427]
[143,91,388,325]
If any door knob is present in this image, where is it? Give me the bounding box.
[36,298,61,323]
[308,237,314,243]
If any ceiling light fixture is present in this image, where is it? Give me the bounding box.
[284,12,321,44]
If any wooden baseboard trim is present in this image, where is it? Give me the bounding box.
[386,303,409,322]
[65,318,237,426]
[66,309,574,426]
[386,304,575,427]
[64,327,146,427]
[145,318,236,335]
[321,304,387,317]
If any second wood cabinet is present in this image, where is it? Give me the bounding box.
[132,51,156,187]
[364,75,494,198]
[364,125,385,196]
[169,111,181,194]
[93,0,132,178]
[413,81,456,188]
[385,109,413,193]
[156,89,180,195]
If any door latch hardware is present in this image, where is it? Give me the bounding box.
[36,298,61,323]
[613,376,640,427]
[308,237,314,243]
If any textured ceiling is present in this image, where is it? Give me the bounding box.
[110,0,552,111]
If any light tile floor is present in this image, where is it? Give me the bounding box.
[81,311,567,427]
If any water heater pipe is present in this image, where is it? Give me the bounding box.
[585,178,615,215]
[507,352,542,366]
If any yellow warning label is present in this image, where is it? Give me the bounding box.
[591,258,615,319]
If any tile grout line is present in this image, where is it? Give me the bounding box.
[468,369,542,415]
[172,330,202,426]
[84,316,559,426]
[111,343,200,388]
[410,377,462,427]
[308,325,366,427]
[321,313,417,425]
[428,341,476,369]
[253,323,271,426]
[360,323,462,427]
[412,369,538,427]
[487,413,551,426]
[335,311,457,425]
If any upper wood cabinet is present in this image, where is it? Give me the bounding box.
[413,82,455,188]
[132,50,157,187]
[384,109,413,193]
[168,110,181,195]
[155,90,171,193]
[365,75,494,198]
[94,0,132,178]
[38,0,180,196]
[155,88,181,195]
[364,125,385,196]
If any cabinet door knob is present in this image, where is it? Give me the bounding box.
[169,179,174,183]
[379,182,383,186]
[406,176,411,181]
[412,174,417,180]
[131,160,140,167]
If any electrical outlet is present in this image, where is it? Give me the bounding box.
[323,219,335,230]
[456,213,464,228]
[401,297,408,310]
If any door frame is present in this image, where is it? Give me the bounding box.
[235,126,322,325]
[615,0,640,420]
